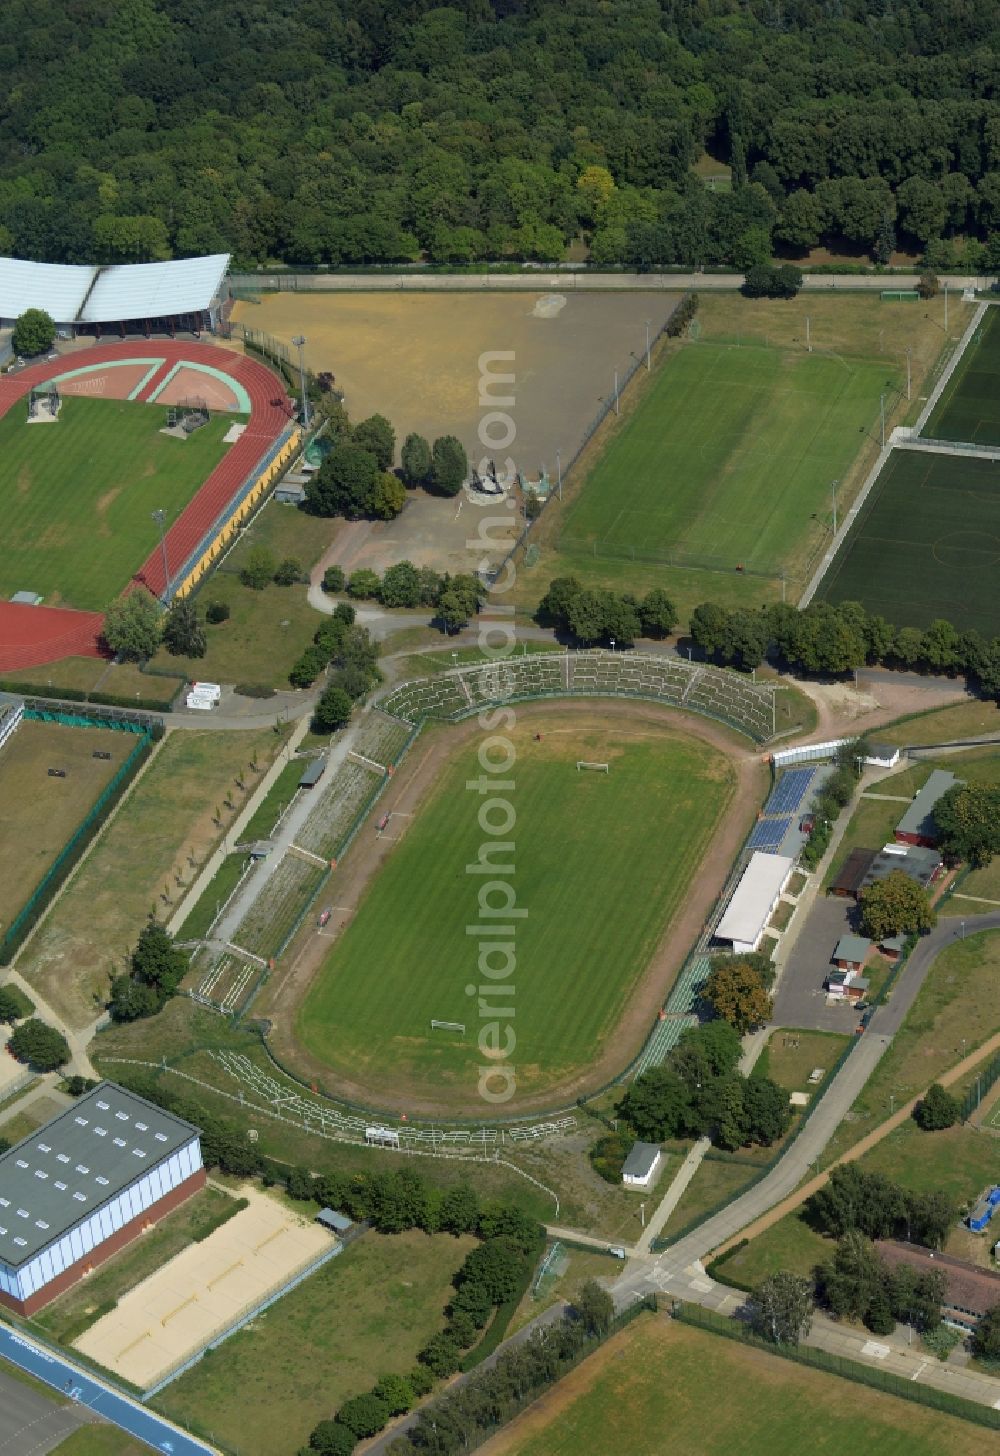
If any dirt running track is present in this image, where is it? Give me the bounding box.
[264,699,769,1117]
[0,341,291,671]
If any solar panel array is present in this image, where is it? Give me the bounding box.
[763,767,816,818]
[747,816,793,852]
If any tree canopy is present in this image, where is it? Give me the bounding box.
[858,871,936,941]
[4,3,1000,270]
[102,590,162,662]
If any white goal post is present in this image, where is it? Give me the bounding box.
[430,1020,466,1033]
[576,761,609,773]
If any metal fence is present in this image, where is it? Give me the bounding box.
[482,294,690,587]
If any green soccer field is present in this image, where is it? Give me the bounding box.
[819,447,1000,635]
[297,719,734,1108]
[0,396,236,611]
[559,341,894,577]
[924,306,1000,446]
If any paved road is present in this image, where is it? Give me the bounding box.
[771,893,860,1033]
[0,1367,91,1455]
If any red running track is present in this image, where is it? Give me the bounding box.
[0,341,291,673]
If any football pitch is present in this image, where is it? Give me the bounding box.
[0,396,235,611]
[559,342,894,577]
[819,448,1000,635]
[297,720,734,1106]
[483,1317,991,1456]
[924,306,1000,445]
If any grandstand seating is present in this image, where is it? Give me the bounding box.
[763,767,816,818]
[747,816,793,851]
[633,1015,699,1078]
[295,759,382,861]
[352,711,414,767]
[380,651,776,742]
[231,851,327,959]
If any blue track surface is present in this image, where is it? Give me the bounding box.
[763,767,815,818]
[747,816,793,851]
[0,1323,215,1455]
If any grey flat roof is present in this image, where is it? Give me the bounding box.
[622,1141,661,1179]
[896,770,959,838]
[863,843,942,891]
[299,758,326,786]
[9,591,41,605]
[0,254,229,326]
[317,1208,352,1232]
[834,934,871,962]
[0,1083,200,1268]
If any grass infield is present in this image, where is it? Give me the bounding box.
[0,396,235,611]
[484,1317,988,1456]
[297,720,734,1104]
[559,342,893,577]
[925,307,1000,446]
[819,447,1000,635]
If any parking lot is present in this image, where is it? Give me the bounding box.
[771,892,866,1034]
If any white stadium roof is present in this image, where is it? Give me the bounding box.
[0,258,96,324]
[0,253,230,326]
[80,255,230,324]
[715,850,794,950]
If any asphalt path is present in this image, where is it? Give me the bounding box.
[0,1367,89,1456]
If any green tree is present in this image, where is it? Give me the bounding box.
[748,1272,814,1344]
[744,1076,792,1145]
[306,1419,356,1456]
[703,960,773,1034]
[13,308,56,356]
[314,686,353,732]
[573,1280,614,1336]
[322,565,345,593]
[379,561,421,608]
[537,576,582,628]
[352,414,395,471]
[458,1238,527,1303]
[162,597,205,658]
[437,589,473,634]
[400,432,433,487]
[0,988,28,1024]
[438,1184,479,1235]
[617,1066,692,1140]
[372,1373,413,1417]
[819,1231,887,1322]
[102,590,162,661]
[306,445,379,519]
[859,871,936,941]
[431,435,468,496]
[714,1076,750,1151]
[131,921,187,997]
[108,975,161,1023]
[336,1393,389,1440]
[239,545,277,589]
[639,589,678,638]
[205,600,230,624]
[347,568,380,599]
[934,784,1000,868]
[914,1083,960,1131]
[273,557,304,586]
[372,472,407,520]
[8,1019,70,1070]
[972,1304,1000,1361]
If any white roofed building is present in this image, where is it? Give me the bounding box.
[715,851,794,954]
[0,254,230,337]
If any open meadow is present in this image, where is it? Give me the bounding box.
[0,719,133,928]
[819,447,1000,636]
[153,1229,473,1456]
[295,715,736,1109]
[0,398,233,611]
[481,1315,988,1456]
[19,727,283,1027]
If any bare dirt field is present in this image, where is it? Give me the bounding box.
[74,1185,332,1390]
[0,720,133,927]
[233,291,678,474]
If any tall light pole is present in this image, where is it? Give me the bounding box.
[556,447,562,502]
[805,315,811,352]
[613,369,620,415]
[292,335,310,429]
[831,480,839,537]
[644,319,651,371]
[151,509,169,601]
[880,393,886,450]
[905,345,912,402]
[944,280,949,333]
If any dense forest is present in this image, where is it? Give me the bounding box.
[3,0,1000,269]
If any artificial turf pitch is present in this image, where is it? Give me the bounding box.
[0,396,235,611]
[924,306,1000,445]
[559,342,893,576]
[819,448,1000,635]
[297,722,734,1105]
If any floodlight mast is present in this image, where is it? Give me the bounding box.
[292,335,310,429]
